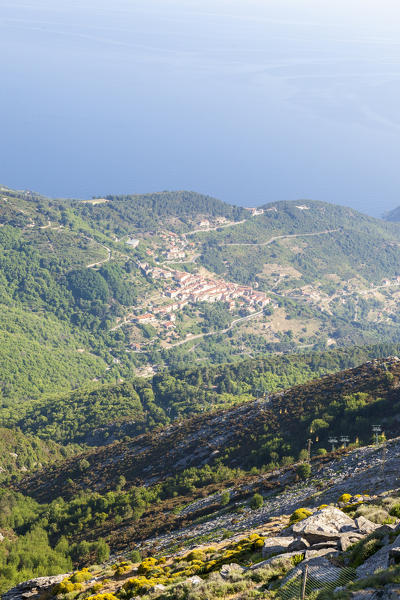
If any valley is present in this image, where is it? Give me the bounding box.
[3,186,400,597]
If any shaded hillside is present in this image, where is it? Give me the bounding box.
[16,357,400,502]
[384,205,400,222]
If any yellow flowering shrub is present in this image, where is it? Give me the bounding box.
[289,508,313,525]
[70,568,92,583]
[87,594,119,600]
[186,549,206,561]
[338,494,352,504]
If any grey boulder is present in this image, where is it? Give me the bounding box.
[293,507,357,544]
[220,563,246,579]
[354,516,380,535]
[287,538,310,552]
[262,536,294,557]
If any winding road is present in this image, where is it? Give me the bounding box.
[164,308,264,349]
[86,244,111,268]
[221,228,340,246]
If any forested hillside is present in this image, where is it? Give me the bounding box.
[0,427,78,483]
[199,200,400,285]
[1,342,399,446]
[16,357,400,502]
[2,186,400,399]
[74,191,246,236]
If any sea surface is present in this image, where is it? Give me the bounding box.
[1,0,400,215]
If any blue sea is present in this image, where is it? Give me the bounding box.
[1,0,400,216]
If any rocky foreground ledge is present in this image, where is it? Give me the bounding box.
[5,501,400,600]
[2,575,70,600]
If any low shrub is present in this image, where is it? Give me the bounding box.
[389,503,400,518]
[186,550,206,562]
[355,505,390,524]
[70,568,92,583]
[289,508,312,525]
[129,549,142,563]
[348,532,384,567]
[249,493,263,510]
[296,463,311,480]
[338,493,352,504]
[220,490,230,506]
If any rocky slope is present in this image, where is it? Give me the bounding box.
[5,483,400,599]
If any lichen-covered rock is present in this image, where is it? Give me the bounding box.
[282,555,341,587]
[185,575,203,586]
[350,585,400,598]
[149,584,166,593]
[293,507,356,544]
[2,574,70,600]
[287,538,310,552]
[339,532,364,551]
[354,516,380,535]
[220,563,245,579]
[356,534,400,579]
[262,536,294,557]
[356,544,391,579]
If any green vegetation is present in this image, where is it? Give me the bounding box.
[3,187,400,597]
[249,493,263,509]
[13,357,400,506]
[74,191,246,236]
[0,305,106,403]
[4,343,399,446]
[0,489,110,592]
[289,508,313,525]
[0,427,78,482]
[296,463,311,480]
[199,200,400,285]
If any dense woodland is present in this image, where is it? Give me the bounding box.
[74,191,246,236]
[0,343,398,447]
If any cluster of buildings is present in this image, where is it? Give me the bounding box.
[244,207,265,216]
[130,265,271,346]
[163,270,270,308]
[138,264,270,311]
[158,230,193,261]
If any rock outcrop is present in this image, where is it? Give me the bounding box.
[292,506,357,544]
[262,535,295,557]
[2,575,70,600]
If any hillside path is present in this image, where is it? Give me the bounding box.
[221,228,340,246]
[185,219,247,236]
[164,309,264,348]
[86,244,111,268]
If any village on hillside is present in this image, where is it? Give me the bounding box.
[128,263,271,345]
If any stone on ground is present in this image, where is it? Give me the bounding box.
[293,507,357,544]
